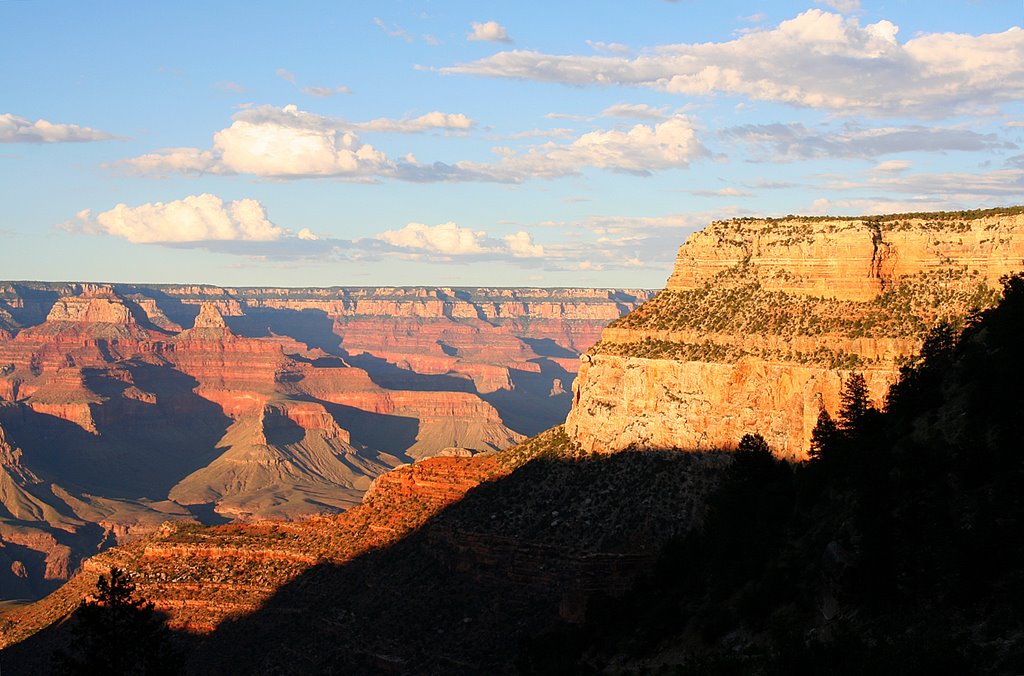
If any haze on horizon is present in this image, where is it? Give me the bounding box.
[2,1,1022,289]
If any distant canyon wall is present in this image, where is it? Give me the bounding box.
[0,283,649,600]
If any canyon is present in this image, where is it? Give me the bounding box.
[0,283,650,599]
[3,207,1024,672]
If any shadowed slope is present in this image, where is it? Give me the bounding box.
[0,429,730,673]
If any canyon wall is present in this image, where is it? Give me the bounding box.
[0,284,649,598]
[567,208,1024,458]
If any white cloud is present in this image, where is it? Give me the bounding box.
[117,147,222,175]
[64,194,284,243]
[355,111,474,134]
[689,187,751,197]
[815,0,860,13]
[468,20,512,44]
[275,68,297,84]
[115,105,472,179]
[499,127,575,140]
[586,40,630,54]
[721,122,1015,160]
[378,222,488,255]
[504,231,545,257]
[374,17,414,43]
[297,228,320,241]
[302,85,352,97]
[0,113,113,143]
[500,114,707,177]
[412,114,708,182]
[443,10,1024,118]
[600,103,669,120]
[115,107,704,184]
[853,168,1024,197]
[212,106,389,178]
[376,222,545,259]
[872,159,912,173]
[545,112,591,121]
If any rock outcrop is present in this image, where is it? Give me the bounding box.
[567,208,1024,458]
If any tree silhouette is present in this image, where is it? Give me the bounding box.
[54,567,181,675]
[809,408,838,461]
[838,372,872,434]
[737,432,771,456]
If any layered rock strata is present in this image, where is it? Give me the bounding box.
[0,284,647,598]
[567,208,1024,458]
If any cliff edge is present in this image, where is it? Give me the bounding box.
[567,207,1024,458]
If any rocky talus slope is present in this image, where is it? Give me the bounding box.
[567,208,1023,458]
[0,284,648,599]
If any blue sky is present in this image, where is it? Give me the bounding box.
[2,1,1022,288]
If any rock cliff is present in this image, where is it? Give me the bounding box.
[567,208,1024,458]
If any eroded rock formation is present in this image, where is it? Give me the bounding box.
[0,284,648,598]
[567,208,1024,458]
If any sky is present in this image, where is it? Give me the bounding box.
[2,1,1023,289]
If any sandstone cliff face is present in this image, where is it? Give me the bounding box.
[568,208,1024,458]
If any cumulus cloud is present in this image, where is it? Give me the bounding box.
[443,10,1024,117]
[496,114,708,177]
[401,114,709,182]
[378,221,488,255]
[63,194,285,243]
[720,122,1016,160]
[114,105,476,179]
[468,20,512,44]
[116,106,706,183]
[0,113,114,143]
[504,231,545,257]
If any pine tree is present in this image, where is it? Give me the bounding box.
[809,408,838,461]
[838,372,871,434]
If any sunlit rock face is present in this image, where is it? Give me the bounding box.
[567,208,1024,459]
